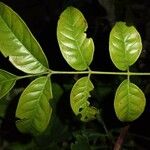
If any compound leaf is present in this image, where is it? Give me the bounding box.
[0,69,17,99]
[70,77,99,122]
[16,76,52,135]
[109,22,142,71]
[114,79,146,122]
[0,2,49,74]
[57,7,94,70]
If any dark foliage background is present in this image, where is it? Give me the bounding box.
[0,0,150,149]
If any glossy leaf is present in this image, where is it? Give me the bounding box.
[114,79,146,122]
[57,7,94,70]
[16,76,53,135]
[0,2,49,74]
[0,69,17,99]
[70,77,99,122]
[109,22,142,71]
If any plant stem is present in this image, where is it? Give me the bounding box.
[51,70,150,76]
[96,114,113,143]
[17,72,50,80]
[15,70,150,80]
[129,72,150,76]
[113,125,130,150]
[127,68,130,81]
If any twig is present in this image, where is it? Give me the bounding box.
[114,125,130,150]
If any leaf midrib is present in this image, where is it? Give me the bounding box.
[68,10,89,69]
[80,78,92,111]
[18,77,50,130]
[0,78,16,84]
[126,80,130,119]
[0,73,16,84]
[118,25,129,69]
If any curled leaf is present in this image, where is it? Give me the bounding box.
[70,77,99,122]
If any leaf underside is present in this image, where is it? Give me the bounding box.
[16,76,53,135]
[0,69,17,99]
[109,22,142,71]
[57,7,94,70]
[70,77,98,122]
[114,79,146,122]
[0,2,49,74]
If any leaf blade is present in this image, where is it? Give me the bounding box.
[0,2,49,74]
[70,77,98,122]
[109,22,142,71]
[0,69,17,99]
[114,79,146,122]
[16,76,52,135]
[57,7,94,70]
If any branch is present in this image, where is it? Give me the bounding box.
[114,125,130,150]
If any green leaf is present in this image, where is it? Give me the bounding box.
[109,22,142,71]
[0,2,49,74]
[114,79,146,122]
[71,134,91,150]
[57,7,94,70]
[16,76,52,135]
[70,77,99,122]
[0,69,17,99]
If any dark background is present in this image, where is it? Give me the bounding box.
[0,0,150,149]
